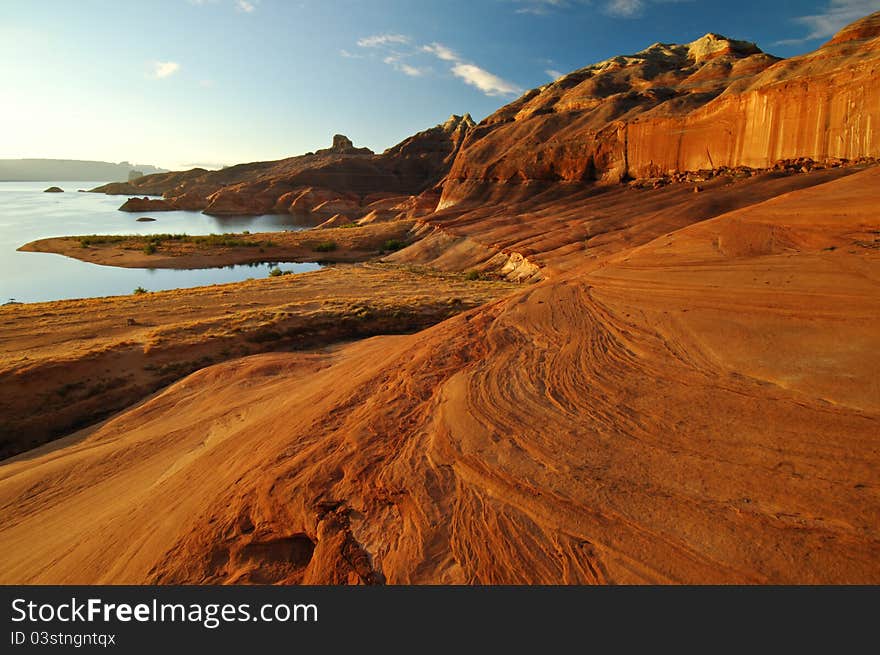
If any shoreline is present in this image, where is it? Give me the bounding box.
[18,220,416,270]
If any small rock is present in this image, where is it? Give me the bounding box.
[44,186,63,193]
[136,217,157,222]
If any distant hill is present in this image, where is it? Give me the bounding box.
[0,159,167,182]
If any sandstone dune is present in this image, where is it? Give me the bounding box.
[2,166,877,585]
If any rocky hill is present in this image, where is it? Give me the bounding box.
[93,114,475,222]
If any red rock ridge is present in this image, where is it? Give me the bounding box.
[92,115,475,221]
[439,13,880,208]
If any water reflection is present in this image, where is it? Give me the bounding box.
[0,181,318,303]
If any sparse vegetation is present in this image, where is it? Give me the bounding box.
[77,233,272,251]
[383,239,406,252]
[133,286,148,295]
[313,241,337,252]
[143,242,157,255]
[464,270,483,281]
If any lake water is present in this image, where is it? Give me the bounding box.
[0,181,320,303]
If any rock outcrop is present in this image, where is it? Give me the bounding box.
[43,186,63,193]
[439,13,880,208]
[92,119,475,220]
[315,134,374,156]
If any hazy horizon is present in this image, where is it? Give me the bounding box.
[2,0,877,170]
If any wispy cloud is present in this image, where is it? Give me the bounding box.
[604,0,643,17]
[451,63,523,96]
[355,33,521,97]
[509,0,691,18]
[512,0,569,15]
[357,33,411,48]
[235,0,256,12]
[422,42,459,61]
[546,68,563,79]
[776,0,880,45]
[339,48,363,59]
[151,61,180,79]
[398,63,427,77]
[383,55,428,77]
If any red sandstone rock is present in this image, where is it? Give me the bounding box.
[91,117,474,218]
[439,14,880,208]
[118,196,175,212]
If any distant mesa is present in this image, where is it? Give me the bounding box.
[128,170,144,182]
[136,216,157,222]
[0,159,167,182]
[44,186,63,193]
[119,197,175,212]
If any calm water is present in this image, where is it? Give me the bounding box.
[0,181,320,303]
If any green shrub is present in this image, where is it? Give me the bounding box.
[143,242,157,255]
[133,286,148,295]
[383,239,406,252]
[464,270,482,281]
[268,267,283,277]
[313,241,337,252]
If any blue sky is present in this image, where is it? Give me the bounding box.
[1,0,878,169]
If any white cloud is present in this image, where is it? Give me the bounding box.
[357,33,411,48]
[236,0,256,12]
[356,34,521,97]
[604,0,643,17]
[339,48,363,59]
[512,0,569,15]
[546,68,563,79]
[422,42,460,61]
[451,63,523,96]
[398,63,427,77]
[382,55,427,77]
[151,61,180,79]
[778,0,880,44]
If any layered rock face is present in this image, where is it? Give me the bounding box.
[439,13,880,208]
[93,115,475,221]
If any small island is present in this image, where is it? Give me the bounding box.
[43,186,64,193]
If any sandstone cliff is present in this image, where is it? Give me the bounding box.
[439,12,880,208]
